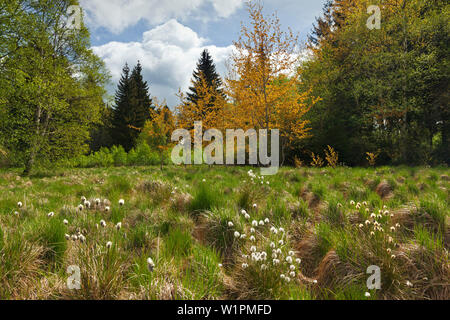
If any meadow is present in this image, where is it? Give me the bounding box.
[0,165,448,300]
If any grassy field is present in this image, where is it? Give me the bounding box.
[0,165,448,300]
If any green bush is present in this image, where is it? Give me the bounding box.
[111,145,127,166]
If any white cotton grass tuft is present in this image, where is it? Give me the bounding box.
[100,220,106,228]
[290,271,296,278]
[250,246,257,252]
[95,198,101,205]
[264,218,269,224]
[242,263,248,269]
[228,221,234,227]
[116,222,122,230]
[79,235,86,243]
[14,211,19,216]
[278,227,285,233]
[85,201,91,209]
[365,292,371,297]
[81,196,86,204]
[252,203,257,209]
[295,258,301,264]
[147,257,155,272]
[119,199,125,206]
[63,219,69,225]
[105,206,110,212]
[47,212,54,218]
[78,204,83,212]
[252,220,258,227]
[65,234,70,240]
[286,256,293,263]
[244,214,250,220]
[240,234,246,239]
[250,228,255,233]
[406,280,413,287]
[234,231,240,238]
[240,209,247,215]
[258,220,264,226]
[250,236,256,242]
[106,241,112,249]
[17,201,23,208]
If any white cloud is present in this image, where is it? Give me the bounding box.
[92,19,234,107]
[80,0,244,34]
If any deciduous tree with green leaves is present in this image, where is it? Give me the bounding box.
[0,0,109,174]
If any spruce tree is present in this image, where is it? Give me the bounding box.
[130,61,154,126]
[111,62,154,151]
[187,49,224,112]
[111,63,133,151]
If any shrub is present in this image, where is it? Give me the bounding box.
[111,145,127,166]
[324,145,339,168]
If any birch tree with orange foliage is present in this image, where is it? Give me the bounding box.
[226,1,319,163]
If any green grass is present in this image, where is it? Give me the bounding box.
[0,165,448,300]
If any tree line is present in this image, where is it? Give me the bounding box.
[1,0,448,175]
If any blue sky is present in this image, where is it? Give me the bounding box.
[79,0,326,107]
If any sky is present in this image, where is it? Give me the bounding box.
[79,0,327,107]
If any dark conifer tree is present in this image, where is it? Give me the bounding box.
[130,61,154,126]
[111,62,154,151]
[187,49,224,111]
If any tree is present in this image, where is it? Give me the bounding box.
[141,100,175,169]
[177,72,227,131]
[0,0,109,174]
[187,49,224,109]
[226,1,317,164]
[299,0,449,165]
[178,49,226,132]
[111,62,154,151]
[130,61,154,127]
